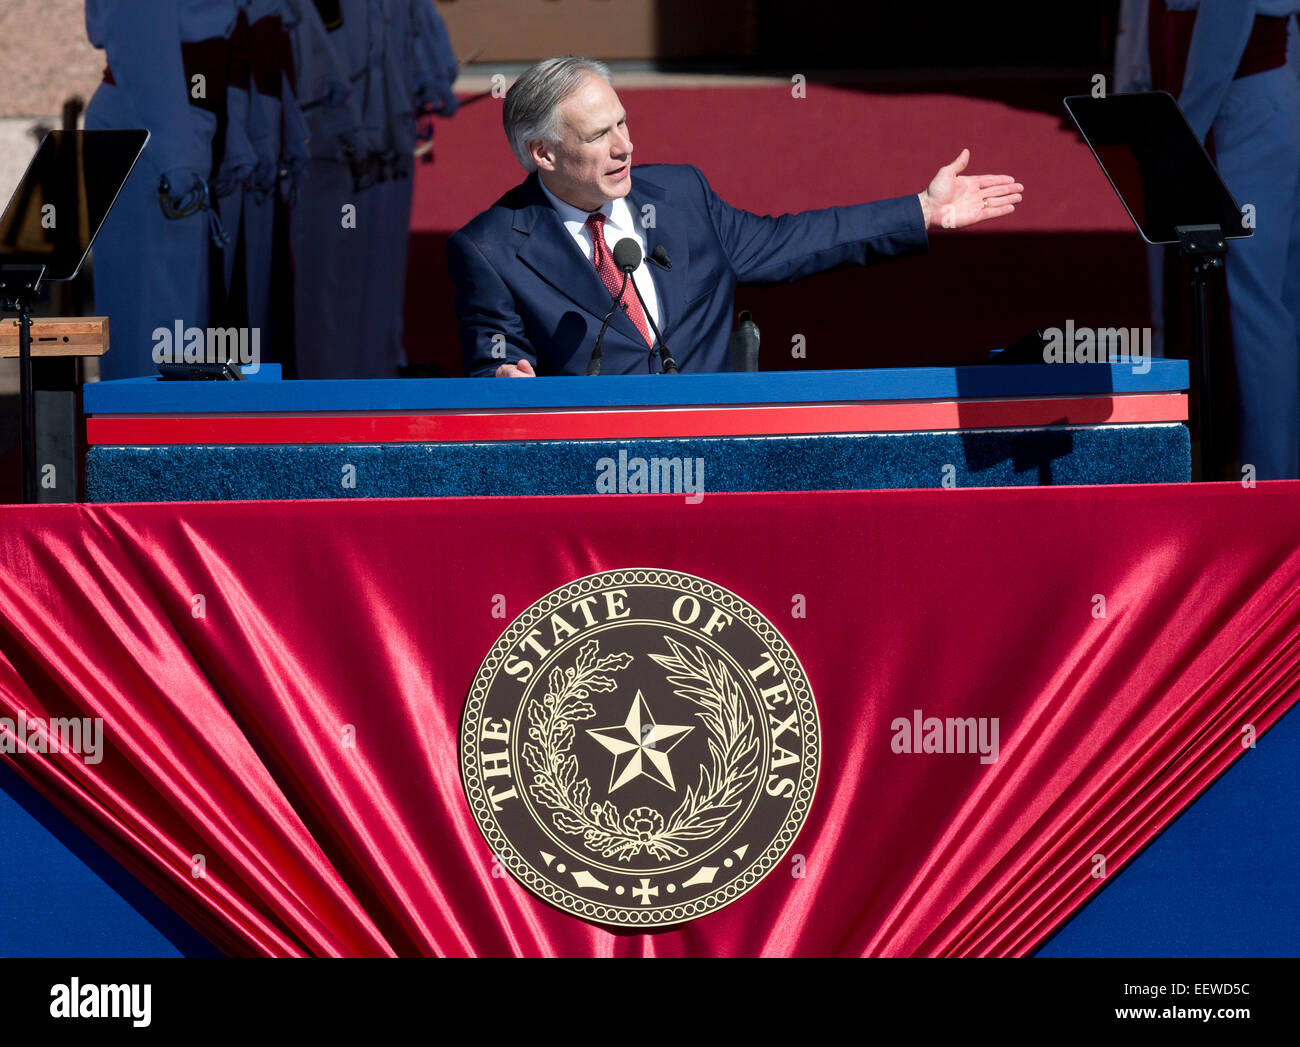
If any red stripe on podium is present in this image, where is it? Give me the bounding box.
[86,394,1188,445]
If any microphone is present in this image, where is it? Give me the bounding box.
[612,237,642,273]
[649,245,672,270]
[612,237,678,374]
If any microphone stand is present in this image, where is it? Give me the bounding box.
[624,267,677,374]
[1176,224,1226,480]
[588,270,630,376]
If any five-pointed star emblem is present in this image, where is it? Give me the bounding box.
[587,690,694,793]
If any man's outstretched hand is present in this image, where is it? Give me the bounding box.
[494,358,536,377]
[918,149,1023,230]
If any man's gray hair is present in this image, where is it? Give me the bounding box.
[503,56,612,171]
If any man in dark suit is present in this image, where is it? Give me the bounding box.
[447,57,1024,377]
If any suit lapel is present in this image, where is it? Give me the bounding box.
[631,175,691,338]
[513,174,621,326]
[512,171,693,342]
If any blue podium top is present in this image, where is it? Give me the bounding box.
[84,361,1190,415]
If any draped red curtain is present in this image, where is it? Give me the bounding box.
[1,485,1297,956]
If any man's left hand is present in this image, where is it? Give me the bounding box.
[918,149,1023,230]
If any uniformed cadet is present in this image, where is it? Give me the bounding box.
[1170,1,1300,479]
[276,8,314,201]
[289,0,374,379]
[214,8,259,329]
[1115,0,1152,93]
[289,0,457,378]
[233,0,311,360]
[412,0,460,118]
[85,0,241,380]
[362,0,460,379]
[359,0,408,377]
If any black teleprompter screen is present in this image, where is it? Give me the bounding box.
[1066,91,1250,246]
[0,128,148,281]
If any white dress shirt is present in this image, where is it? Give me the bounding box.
[537,176,663,332]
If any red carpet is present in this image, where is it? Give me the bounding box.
[408,79,1149,376]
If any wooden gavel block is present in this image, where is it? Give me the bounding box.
[0,316,109,358]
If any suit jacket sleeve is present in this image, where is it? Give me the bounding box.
[689,164,929,283]
[446,229,540,378]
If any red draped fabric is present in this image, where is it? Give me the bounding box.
[1,485,1298,956]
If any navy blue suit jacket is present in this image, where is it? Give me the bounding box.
[446,163,929,376]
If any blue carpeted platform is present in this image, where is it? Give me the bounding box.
[86,425,1191,501]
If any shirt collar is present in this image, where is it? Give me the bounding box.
[537,175,634,232]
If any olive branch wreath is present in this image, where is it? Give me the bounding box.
[522,636,760,862]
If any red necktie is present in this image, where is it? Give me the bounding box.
[586,212,654,348]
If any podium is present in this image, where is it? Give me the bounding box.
[83,362,1191,501]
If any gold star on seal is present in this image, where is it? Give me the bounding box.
[587,690,694,793]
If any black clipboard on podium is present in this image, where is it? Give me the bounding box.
[1065,91,1249,479]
